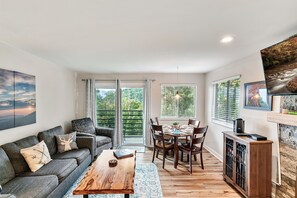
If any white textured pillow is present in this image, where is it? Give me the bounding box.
[20,140,52,172]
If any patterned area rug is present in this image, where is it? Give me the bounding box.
[63,163,162,198]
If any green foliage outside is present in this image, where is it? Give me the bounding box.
[96,88,143,137]
[96,89,116,128]
[161,85,196,118]
[214,79,240,123]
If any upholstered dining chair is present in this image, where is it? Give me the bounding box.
[151,124,174,168]
[179,126,208,173]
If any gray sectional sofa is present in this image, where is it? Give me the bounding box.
[0,126,94,198]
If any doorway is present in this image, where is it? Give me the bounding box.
[121,86,144,145]
[95,80,145,147]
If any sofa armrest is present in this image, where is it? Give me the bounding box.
[95,127,114,147]
[76,136,96,161]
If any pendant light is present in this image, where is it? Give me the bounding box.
[175,66,181,99]
[175,90,181,99]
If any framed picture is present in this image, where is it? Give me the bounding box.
[0,68,36,130]
[244,81,272,111]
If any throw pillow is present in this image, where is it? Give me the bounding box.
[20,141,52,172]
[56,132,78,153]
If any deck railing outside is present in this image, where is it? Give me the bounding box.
[96,109,143,139]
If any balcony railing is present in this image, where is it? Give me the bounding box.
[96,109,143,138]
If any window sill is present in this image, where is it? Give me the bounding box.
[212,120,233,129]
[160,118,189,121]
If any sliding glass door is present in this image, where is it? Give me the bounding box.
[95,80,145,146]
[95,81,116,129]
[121,85,144,145]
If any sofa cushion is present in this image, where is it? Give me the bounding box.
[52,148,90,165]
[37,126,64,155]
[3,175,58,198]
[96,136,112,147]
[20,141,52,172]
[72,118,96,135]
[2,136,39,175]
[0,147,15,185]
[21,159,77,183]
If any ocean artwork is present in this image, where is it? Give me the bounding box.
[0,68,36,130]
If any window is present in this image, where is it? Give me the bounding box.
[161,84,196,118]
[212,77,240,126]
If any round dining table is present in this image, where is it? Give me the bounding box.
[163,126,193,168]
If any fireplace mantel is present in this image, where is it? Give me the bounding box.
[267,112,297,127]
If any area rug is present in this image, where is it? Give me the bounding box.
[117,145,146,153]
[63,163,162,198]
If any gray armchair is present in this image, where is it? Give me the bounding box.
[71,118,114,158]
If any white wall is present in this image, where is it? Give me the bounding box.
[76,73,205,125]
[204,53,280,161]
[0,42,76,145]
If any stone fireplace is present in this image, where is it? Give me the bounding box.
[268,96,297,198]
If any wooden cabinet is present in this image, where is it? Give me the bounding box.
[222,131,273,198]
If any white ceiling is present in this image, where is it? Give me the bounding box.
[0,0,297,73]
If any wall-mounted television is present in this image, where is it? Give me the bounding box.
[261,34,297,95]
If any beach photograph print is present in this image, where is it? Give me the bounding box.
[0,68,36,130]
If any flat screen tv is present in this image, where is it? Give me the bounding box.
[261,34,297,95]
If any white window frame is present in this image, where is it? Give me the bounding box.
[160,83,197,120]
[212,75,241,128]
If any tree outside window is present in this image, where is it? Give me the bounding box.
[213,77,240,125]
[161,85,196,118]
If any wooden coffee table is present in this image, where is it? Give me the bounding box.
[73,150,136,198]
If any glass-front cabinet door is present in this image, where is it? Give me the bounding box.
[235,142,247,191]
[224,136,247,193]
[225,137,234,181]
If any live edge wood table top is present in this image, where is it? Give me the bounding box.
[73,150,136,198]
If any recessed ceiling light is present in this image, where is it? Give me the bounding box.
[220,35,234,43]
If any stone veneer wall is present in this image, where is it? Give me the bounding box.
[274,96,297,198]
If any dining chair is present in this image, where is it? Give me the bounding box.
[151,124,174,168]
[188,119,200,127]
[155,117,160,125]
[179,126,208,173]
[178,119,200,144]
[150,118,172,143]
[150,117,160,125]
[150,118,155,125]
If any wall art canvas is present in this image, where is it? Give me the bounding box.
[244,81,272,111]
[261,34,297,95]
[0,68,36,130]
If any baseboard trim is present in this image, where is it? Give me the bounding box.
[204,144,223,162]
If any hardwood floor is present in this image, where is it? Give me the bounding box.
[136,148,241,198]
